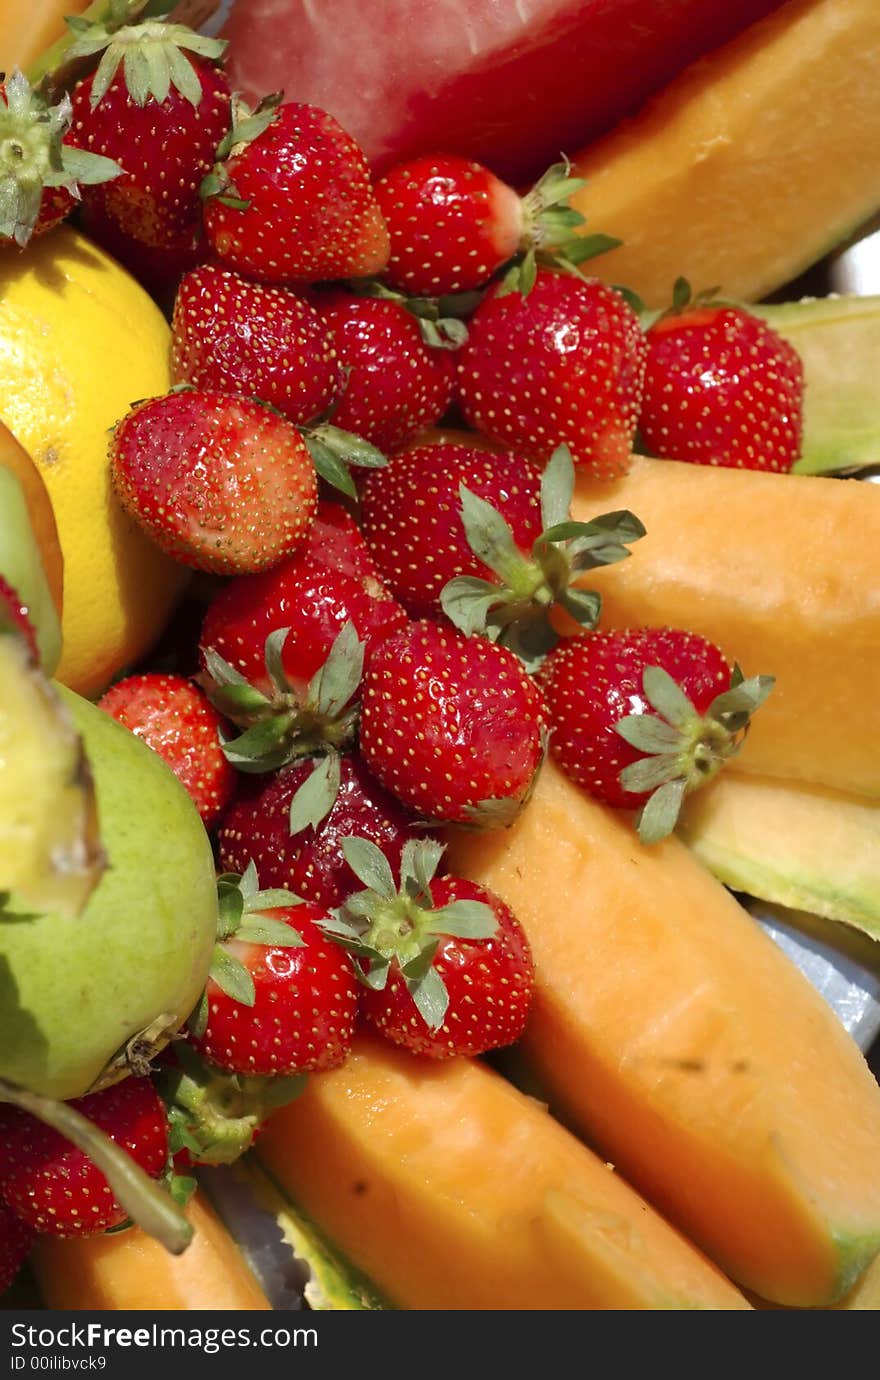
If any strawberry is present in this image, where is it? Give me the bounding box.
[374,155,618,297]
[171,265,344,427]
[218,752,424,910]
[323,838,534,1059]
[316,290,455,452]
[456,268,647,477]
[65,17,231,274]
[0,1202,32,1294]
[198,505,407,760]
[188,865,358,1077]
[359,619,547,826]
[359,441,644,664]
[0,575,39,660]
[538,627,774,843]
[110,390,318,576]
[202,97,389,285]
[639,281,804,472]
[98,673,236,828]
[0,1078,168,1238]
[0,70,119,247]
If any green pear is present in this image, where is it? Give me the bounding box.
[0,685,218,1101]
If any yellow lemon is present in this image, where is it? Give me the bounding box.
[0,225,186,697]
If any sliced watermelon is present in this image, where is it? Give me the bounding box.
[223,0,786,183]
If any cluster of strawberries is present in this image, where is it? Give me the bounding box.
[0,8,798,1274]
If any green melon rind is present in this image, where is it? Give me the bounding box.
[832,1231,880,1304]
[753,295,880,475]
[237,1159,390,1312]
[677,774,880,943]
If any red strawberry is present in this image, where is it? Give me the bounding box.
[539,627,774,842]
[110,390,318,576]
[324,838,534,1059]
[359,620,547,826]
[202,98,389,284]
[98,673,236,828]
[171,265,344,427]
[639,283,804,472]
[374,155,614,297]
[0,1202,32,1294]
[66,19,230,270]
[0,1078,168,1238]
[188,866,358,1077]
[359,441,543,616]
[456,268,647,477]
[360,442,645,665]
[317,291,455,452]
[218,752,423,910]
[0,575,39,660]
[199,510,407,698]
[0,71,119,247]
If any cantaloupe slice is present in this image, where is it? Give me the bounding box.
[570,0,880,306]
[30,1193,271,1311]
[678,773,880,938]
[445,760,880,1307]
[253,1035,751,1310]
[570,457,880,799]
[2,0,91,77]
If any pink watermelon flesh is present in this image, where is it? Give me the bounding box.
[223,0,785,184]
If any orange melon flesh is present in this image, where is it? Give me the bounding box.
[0,0,91,75]
[30,1193,271,1311]
[569,0,880,306]
[445,761,880,1306]
[570,456,880,799]
[255,1035,750,1310]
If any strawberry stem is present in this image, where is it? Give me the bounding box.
[0,1077,192,1254]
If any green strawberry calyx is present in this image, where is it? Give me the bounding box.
[319,837,497,1031]
[300,421,387,501]
[200,91,280,208]
[344,277,475,350]
[63,13,227,111]
[497,159,622,298]
[188,861,306,1039]
[440,444,646,671]
[157,1042,305,1169]
[0,70,121,245]
[202,621,366,773]
[616,665,775,844]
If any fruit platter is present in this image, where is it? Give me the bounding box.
[1,0,879,1313]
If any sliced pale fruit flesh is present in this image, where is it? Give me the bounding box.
[755,296,880,475]
[446,760,880,1306]
[0,632,102,917]
[678,772,880,939]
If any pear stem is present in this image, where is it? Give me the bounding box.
[0,1076,192,1255]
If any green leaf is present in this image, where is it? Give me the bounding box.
[216,878,244,939]
[615,714,685,754]
[236,916,304,948]
[618,753,679,794]
[202,648,251,690]
[187,990,209,1041]
[305,437,357,498]
[220,715,297,771]
[399,940,440,984]
[398,837,444,901]
[341,837,397,899]
[288,753,342,835]
[439,575,500,636]
[428,900,498,940]
[166,41,203,109]
[215,93,281,162]
[636,777,688,845]
[59,148,122,187]
[407,965,449,1031]
[458,485,525,584]
[352,954,391,991]
[672,277,692,312]
[709,674,775,727]
[318,912,367,943]
[209,945,255,1008]
[250,888,303,912]
[258,1073,307,1112]
[307,621,364,721]
[642,666,697,730]
[239,859,259,899]
[556,587,601,629]
[463,795,527,829]
[306,423,387,470]
[539,445,575,530]
[263,627,291,696]
[557,233,622,266]
[496,613,558,672]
